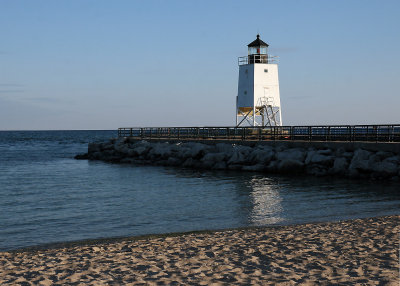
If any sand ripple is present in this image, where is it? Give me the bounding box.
[1,215,399,285]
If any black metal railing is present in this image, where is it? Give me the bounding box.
[118,125,400,143]
[238,55,278,65]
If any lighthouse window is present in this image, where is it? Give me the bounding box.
[244,91,247,95]
[264,69,268,73]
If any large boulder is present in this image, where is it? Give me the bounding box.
[114,143,130,155]
[277,159,304,172]
[215,143,234,156]
[201,152,227,164]
[182,158,195,168]
[349,149,372,172]
[132,142,152,156]
[371,161,398,177]
[180,142,209,159]
[249,148,275,164]
[306,165,328,177]
[227,145,252,165]
[305,150,333,166]
[265,160,279,172]
[331,157,349,174]
[375,151,394,160]
[352,149,371,161]
[317,149,332,155]
[148,143,173,159]
[384,156,400,165]
[276,148,306,163]
[213,161,228,170]
[113,138,129,153]
[88,142,101,154]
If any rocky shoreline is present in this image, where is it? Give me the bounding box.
[76,138,400,181]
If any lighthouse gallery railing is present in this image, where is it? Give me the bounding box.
[118,125,400,143]
[238,55,278,65]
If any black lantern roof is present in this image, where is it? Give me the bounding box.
[247,34,269,47]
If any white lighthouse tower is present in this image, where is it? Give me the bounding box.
[236,35,282,127]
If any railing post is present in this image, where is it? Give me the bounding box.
[390,125,394,142]
[328,126,331,141]
[351,126,354,141]
[178,128,180,140]
[308,126,312,141]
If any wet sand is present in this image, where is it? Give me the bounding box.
[1,215,399,285]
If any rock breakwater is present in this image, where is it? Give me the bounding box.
[76,138,400,181]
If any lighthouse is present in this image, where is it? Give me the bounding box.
[236,35,282,127]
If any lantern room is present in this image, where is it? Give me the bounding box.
[247,34,269,64]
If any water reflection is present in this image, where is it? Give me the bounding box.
[169,168,400,227]
[248,177,283,225]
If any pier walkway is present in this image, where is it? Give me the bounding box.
[118,125,400,143]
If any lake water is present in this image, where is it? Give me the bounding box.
[0,130,399,251]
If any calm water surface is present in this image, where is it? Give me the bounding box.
[0,131,399,251]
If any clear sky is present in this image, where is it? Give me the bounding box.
[1,0,399,130]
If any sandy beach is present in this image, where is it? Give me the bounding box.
[0,215,398,285]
